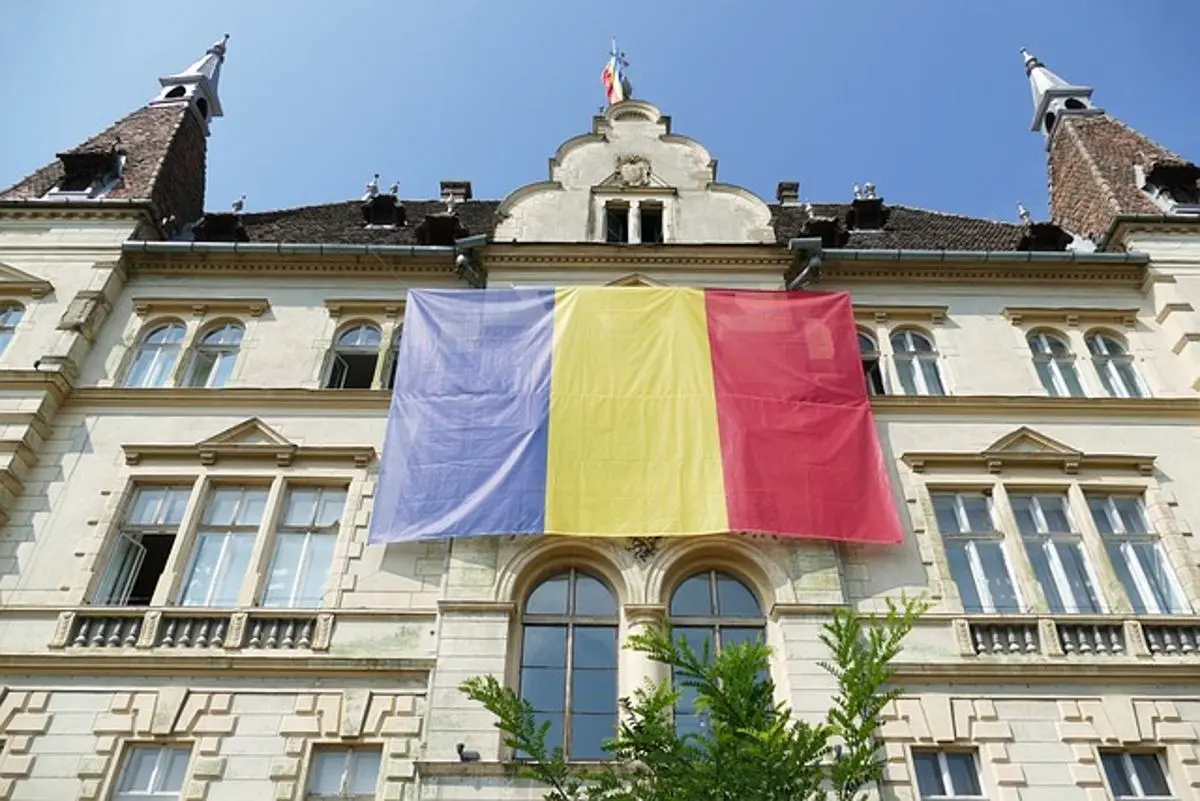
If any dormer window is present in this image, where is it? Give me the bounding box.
[605,203,630,243]
[45,150,124,199]
[1139,163,1200,214]
[362,195,405,228]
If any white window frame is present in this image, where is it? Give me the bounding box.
[912,749,985,800]
[111,744,191,800]
[1028,331,1085,397]
[1086,332,1147,399]
[1102,751,1175,800]
[1089,495,1190,615]
[325,322,383,389]
[891,329,945,396]
[858,331,886,396]
[934,492,1023,614]
[123,321,187,388]
[1010,492,1106,614]
[305,745,382,800]
[177,486,267,607]
[95,485,192,606]
[185,321,244,388]
[0,303,23,356]
[260,486,346,609]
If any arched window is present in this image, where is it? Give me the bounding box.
[325,323,381,389]
[858,331,885,395]
[123,322,186,388]
[384,325,403,390]
[669,570,765,735]
[520,569,618,760]
[1027,331,1084,397]
[0,304,23,355]
[890,329,945,396]
[1086,332,1144,398]
[186,322,243,388]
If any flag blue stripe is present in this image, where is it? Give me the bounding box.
[368,288,554,542]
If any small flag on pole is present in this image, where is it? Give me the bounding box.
[601,37,630,105]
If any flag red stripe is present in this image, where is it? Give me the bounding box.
[704,290,904,544]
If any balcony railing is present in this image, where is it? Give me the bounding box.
[52,608,334,652]
[960,615,1200,659]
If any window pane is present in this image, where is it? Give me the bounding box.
[180,534,223,605]
[932,494,961,534]
[571,668,617,713]
[570,712,615,760]
[129,488,165,525]
[716,574,761,617]
[119,747,159,791]
[670,574,713,617]
[526,575,569,614]
[203,489,241,526]
[1057,541,1101,613]
[1107,542,1148,615]
[574,574,616,616]
[316,489,347,528]
[573,625,616,669]
[919,359,944,395]
[945,541,983,613]
[721,627,764,650]
[1089,497,1116,534]
[237,490,268,525]
[1011,495,1038,534]
[1040,496,1072,533]
[212,534,253,606]
[350,749,381,795]
[675,626,716,662]
[1116,362,1143,398]
[1061,362,1085,397]
[1130,753,1170,797]
[188,349,218,387]
[1133,543,1187,614]
[960,495,992,533]
[521,625,567,667]
[309,750,346,794]
[1026,542,1065,612]
[297,533,335,607]
[1101,753,1134,797]
[1034,359,1059,395]
[520,667,566,712]
[161,489,190,526]
[912,751,945,797]
[945,752,980,795]
[1114,497,1148,534]
[162,747,191,792]
[896,358,918,395]
[976,541,1020,612]
[262,533,304,607]
[537,712,564,754]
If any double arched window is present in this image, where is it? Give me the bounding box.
[890,329,945,396]
[186,322,244,388]
[326,323,382,389]
[1086,331,1144,398]
[519,569,618,760]
[1027,331,1084,397]
[668,570,765,735]
[123,322,186,388]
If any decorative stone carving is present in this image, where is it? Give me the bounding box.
[616,154,652,188]
[625,536,661,563]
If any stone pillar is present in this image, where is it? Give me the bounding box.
[628,200,641,244]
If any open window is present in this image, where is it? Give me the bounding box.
[640,203,664,244]
[94,486,191,606]
[604,203,629,243]
[325,323,382,389]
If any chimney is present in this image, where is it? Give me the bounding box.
[848,182,888,231]
[776,181,800,205]
[440,180,473,204]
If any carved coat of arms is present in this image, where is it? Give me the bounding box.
[616,154,652,188]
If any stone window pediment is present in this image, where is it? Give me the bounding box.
[132,297,269,318]
[122,417,374,467]
[902,426,1154,476]
[1003,306,1138,328]
[0,262,53,298]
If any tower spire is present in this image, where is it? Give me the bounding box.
[150,34,230,134]
[1020,48,1096,137]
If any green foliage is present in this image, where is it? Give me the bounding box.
[461,595,927,801]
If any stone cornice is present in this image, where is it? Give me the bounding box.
[902,449,1154,476]
[483,243,788,274]
[125,251,460,278]
[854,305,947,325]
[891,661,1200,685]
[0,369,71,403]
[325,298,406,319]
[1002,306,1139,328]
[122,441,375,468]
[0,652,434,677]
[59,388,1200,419]
[827,259,1145,286]
[436,600,516,615]
[132,297,270,318]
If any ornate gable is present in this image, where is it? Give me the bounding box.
[123,418,374,467]
[902,427,1154,475]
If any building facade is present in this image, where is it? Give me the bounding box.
[1,38,1199,801]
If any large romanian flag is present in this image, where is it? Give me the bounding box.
[368,287,903,545]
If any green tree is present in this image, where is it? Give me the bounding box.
[461,595,926,801]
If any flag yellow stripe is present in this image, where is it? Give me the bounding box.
[545,287,728,535]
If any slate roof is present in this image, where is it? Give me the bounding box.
[234,198,1028,251]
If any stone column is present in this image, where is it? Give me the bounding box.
[621,604,667,716]
[628,200,641,244]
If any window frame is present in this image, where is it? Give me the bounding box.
[184,320,244,389]
[259,484,348,609]
[304,744,382,801]
[890,328,946,396]
[1009,491,1106,614]
[931,490,1023,614]
[1100,750,1175,800]
[111,743,192,800]
[1087,493,1190,615]
[122,320,188,388]
[325,321,384,390]
[858,330,886,396]
[911,748,985,800]
[1085,330,1147,399]
[518,568,619,762]
[1027,329,1085,397]
[603,202,630,244]
[94,484,195,607]
[0,302,24,356]
[176,484,271,608]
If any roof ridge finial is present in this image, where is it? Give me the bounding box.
[1020,47,1041,76]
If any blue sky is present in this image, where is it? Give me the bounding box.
[2,1,1197,223]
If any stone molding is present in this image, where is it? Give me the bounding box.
[324,298,405,319]
[902,426,1155,475]
[1003,306,1139,328]
[131,296,270,318]
[854,304,948,325]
